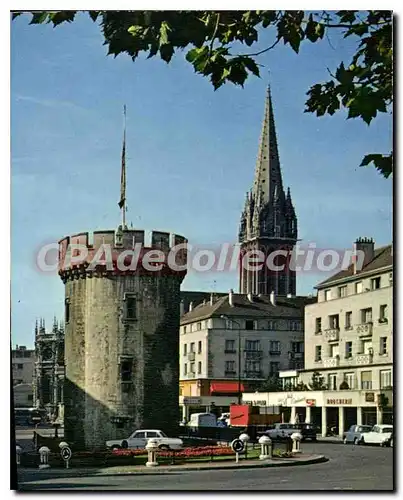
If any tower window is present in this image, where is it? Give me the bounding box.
[65,299,70,324]
[120,358,133,382]
[124,294,137,320]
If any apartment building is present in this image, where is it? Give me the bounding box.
[12,345,35,386]
[179,290,315,420]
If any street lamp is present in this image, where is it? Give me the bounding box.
[221,315,242,405]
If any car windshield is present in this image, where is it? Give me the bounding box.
[382,428,393,433]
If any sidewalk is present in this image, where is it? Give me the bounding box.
[17,454,327,481]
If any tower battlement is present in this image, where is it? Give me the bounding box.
[58,229,187,281]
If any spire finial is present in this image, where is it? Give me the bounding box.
[118,105,127,229]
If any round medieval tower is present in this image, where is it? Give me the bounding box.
[58,227,187,450]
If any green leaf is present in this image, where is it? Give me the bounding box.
[11,12,22,20]
[360,153,393,178]
[305,15,319,42]
[89,11,101,22]
[159,20,171,47]
[159,43,174,63]
[315,23,325,39]
[242,57,260,77]
[29,12,49,25]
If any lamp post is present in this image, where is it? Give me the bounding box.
[221,315,242,405]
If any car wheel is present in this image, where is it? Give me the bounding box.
[343,437,348,444]
[312,437,317,442]
[353,438,359,445]
[112,445,121,450]
[121,440,128,449]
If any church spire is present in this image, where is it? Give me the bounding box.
[252,86,284,205]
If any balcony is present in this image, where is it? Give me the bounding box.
[269,350,281,356]
[187,371,196,378]
[357,323,373,337]
[356,353,374,365]
[187,352,196,361]
[243,371,264,379]
[225,349,236,354]
[224,371,236,377]
[244,350,263,360]
[323,356,340,368]
[324,328,340,342]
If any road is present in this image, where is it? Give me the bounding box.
[17,442,394,491]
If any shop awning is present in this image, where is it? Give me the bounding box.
[210,382,245,394]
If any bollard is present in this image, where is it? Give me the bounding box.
[16,445,22,466]
[258,435,272,460]
[239,433,250,460]
[38,446,51,469]
[145,438,159,467]
[291,432,302,453]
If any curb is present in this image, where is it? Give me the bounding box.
[18,455,328,480]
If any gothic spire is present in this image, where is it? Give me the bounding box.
[252,86,284,205]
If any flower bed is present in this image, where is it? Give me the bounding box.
[112,446,233,458]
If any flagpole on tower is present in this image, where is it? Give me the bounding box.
[118,105,127,228]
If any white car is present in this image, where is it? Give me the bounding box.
[105,429,183,450]
[265,423,296,439]
[360,424,393,446]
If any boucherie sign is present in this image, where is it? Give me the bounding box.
[327,398,353,405]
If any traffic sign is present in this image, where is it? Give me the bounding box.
[60,446,72,461]
[231,438,245,454]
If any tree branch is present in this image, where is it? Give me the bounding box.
[236,37,281,57]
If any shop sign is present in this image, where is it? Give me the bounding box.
[326,398,352,405]
[183,397,202,405]
[276,394,306,406]
[306,399,316,407]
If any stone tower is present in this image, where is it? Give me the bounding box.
[33,318,65,418]
[58,228,187,449]
[239,87,298,296]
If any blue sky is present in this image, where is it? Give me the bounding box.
[11,13,392,348]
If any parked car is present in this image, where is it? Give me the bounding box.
[105,429,183,450]
[343,425,373,445]
[360,424,393,447]
[295,423,317,441]
[265,423,296,440]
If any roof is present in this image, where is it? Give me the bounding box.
[316,244,392,289]
[180,291,227,314]
[180,293,317,325]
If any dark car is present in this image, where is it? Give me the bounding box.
[295,423,317,441]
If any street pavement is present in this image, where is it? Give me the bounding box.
[16,441,394,491]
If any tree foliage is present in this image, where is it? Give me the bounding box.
[12,10,393,177]
[308,371,327,390]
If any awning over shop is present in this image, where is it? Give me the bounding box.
[210,382,245,394]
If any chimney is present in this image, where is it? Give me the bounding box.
[229,289,234,307]
[247,293,254,303]
[210,293,214,306]
[189,302,193,312]
[203,299,207,305]
[270,290,276,306]
[180,300,185,317]
[353,237,375,274]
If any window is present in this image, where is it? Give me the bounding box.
[380,370,392,389]
[198,341,202,354]
[190,342,195,353]
[345,312,352,329]
[315,318,322,334]
[270,341,281,353]
[324,290,331,301]
[371,277,381,290]
[345,342,352,359]
[225,319,233,330]
[328,373,337,390]
[338,286,347,298]
[196,322,202,330]
[225,360,235,374]
[268,320,277,330]
[184,326,187,334]
[120,358,133,382]
[344,372,354,389]
[245,340,260,351]
[146,431,159,438]
[184,364,187,375]
[380,337,387,355]
[379,305,388,323]
[315,345,322,362]
[197,361,202,374]
[225,339,236,353]
[361,308,372,324]
[290,341,303,353]
[328,314,339,329]
[183,344,187,356]
[355,282,363,294]
[125,295,137,320]
[65,298,70,324]
[362,340,373,354]
[190,362,195,374]
[330,344,339,358]
[290,321,301,331]
[135,432,146,439]
[245,320,255,330]
[245,360,261,374]
[17,364,23,370]
[269,362,280,376]
[360,371,372,390]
